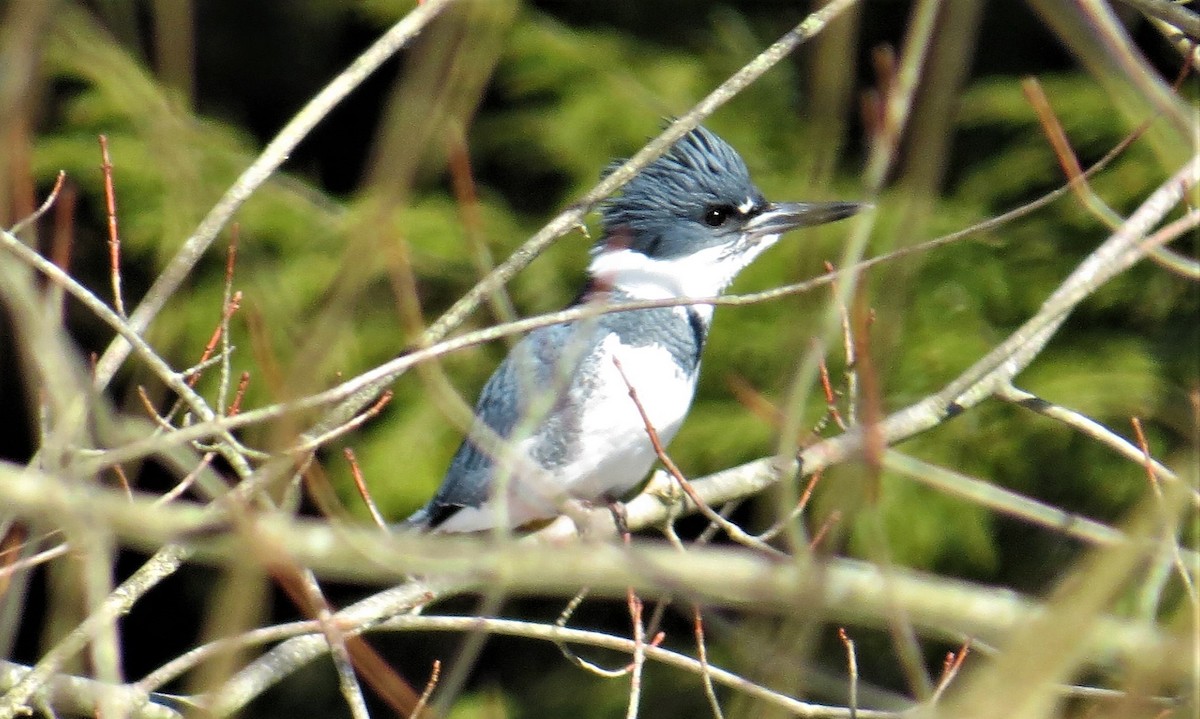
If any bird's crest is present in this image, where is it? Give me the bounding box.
[598,125,758,256]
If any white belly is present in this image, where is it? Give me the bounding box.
[558,335,695,499]
[435,335,697,533]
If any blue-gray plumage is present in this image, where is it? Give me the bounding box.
[406,125,862,532]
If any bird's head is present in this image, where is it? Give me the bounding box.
[590,125,862,300]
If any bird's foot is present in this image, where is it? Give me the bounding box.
[602,496,630,542]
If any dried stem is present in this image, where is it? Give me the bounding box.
[98,135,125,316]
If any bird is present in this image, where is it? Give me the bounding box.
[406,125,862,533]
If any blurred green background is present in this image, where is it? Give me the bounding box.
[1,0,1196,716]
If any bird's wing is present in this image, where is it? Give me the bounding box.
[409,323,585,528]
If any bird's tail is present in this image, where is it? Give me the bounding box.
[397,505,433,531]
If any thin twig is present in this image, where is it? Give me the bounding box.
[111,465,133,499]
[445,124,516,326]
[838,628,858,719]
[624,578,646,719]
[155,453,217,506]
[178,354,228,384]
[7,170,65,236]
[289,391,394,455]
[1131,418,1199,611]
[996,385,1185,499]
[189,291,242,388]
[0,542,69,582]
[809,511,841,550]
[135,386,176,432]
[880,450,1174,552]
[407,660,440,719]
[229,372,251,416]
[756,471,824,542]
[818,357,847,431]
[345,448,388,532]
[136,618,327,692]
[47,178,77,319]
[139,611,904,718]
[98,135,126,316]
[693,607,725,719]
[611,356,784,557]
[218,226,240,414]
[1025,72,1197,282]
[1022,77,1122,228]
[555,588,629,678]
[1113,0,1200,39]
[1025,70,1200,278]
[282,572,372,719]
[930,640,970,703]
[828,262,858,427]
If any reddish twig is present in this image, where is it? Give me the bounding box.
[242,303,286,399]
[860,45,897,151]
[217,226,242,413]
[407,660,440,719]
[188,290,243,388]
[796,470,824,516]
[755,470,825,542]
[1022,79,1098,214]
[216,501,420,717]
[0,524,28,596]
[135,386,175,431]
[693,606,725,719]
[445,125,515,325]
[818,358,847,431]
[98,136,126,316]
[809,510,841,550]
[111,465,133,499]
[725,375,783,427]
[931,639,971,702]
[612,357,783,556]
[1130,418,1162,498]
[1023,74,1199,279]
[625,559,646,719]
[224,224,239,287]
[296,390,394,452]
[229,372,251,416]
[851,295,883,482]
[345,448,388,531]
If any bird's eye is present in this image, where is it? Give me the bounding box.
[703,205,734,227]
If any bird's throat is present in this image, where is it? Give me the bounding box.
[586,244,765,302]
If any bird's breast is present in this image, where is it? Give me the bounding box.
[553,333,697,499]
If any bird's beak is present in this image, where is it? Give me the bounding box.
[744,201,865,241]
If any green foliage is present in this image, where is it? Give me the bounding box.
[819,74,1196,573]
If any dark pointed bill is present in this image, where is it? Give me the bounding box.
[744,201,865,240]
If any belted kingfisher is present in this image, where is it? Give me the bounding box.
[407,125,861,533]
